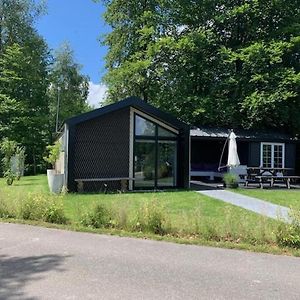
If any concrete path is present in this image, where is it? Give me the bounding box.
[1,223,300,300]
[197,189,291,222]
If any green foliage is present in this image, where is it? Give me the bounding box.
[134,200,166,235]
[0,40,50,175]
[0,138,18,185]
[0,3,90,175]
[0,197,17,218]
[223,173,239,188]
[276,210,300,248]
[80,204,112,228]
[5,175,300,254]
[48,43,91,131]
[43,141,61,169]
[4,169,15,185]
[19,193,67,224]
[101,0,300,133]
[43,199,67,224]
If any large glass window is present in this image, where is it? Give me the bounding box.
[134,114,178,188]
[157,141,177,187]
[261,143,285,168]
[134,140,156,188]
[135,115,156,136]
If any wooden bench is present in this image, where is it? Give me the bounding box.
[74,177,135,192]
[255,176,300,189]
[190,171,223,181]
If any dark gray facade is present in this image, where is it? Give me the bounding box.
[64,97,190,192]
[72,108,130,191]
[191,127,299,177]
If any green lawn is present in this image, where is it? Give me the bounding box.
[234,188,300,209]
[0,174,274,226]
[1,175,297,255]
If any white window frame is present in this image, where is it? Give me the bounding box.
[260,142,285,168]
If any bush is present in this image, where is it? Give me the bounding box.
[20,194,47,220]
[43,201,67,224]
[134,200,166,235]
[44,141,61,169]
[0,198,17,219]
[19,193,67,224]
[276,210,300,248]
[223,173,238,188]
[80,204,112,228]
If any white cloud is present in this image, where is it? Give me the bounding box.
[87,82,108,108]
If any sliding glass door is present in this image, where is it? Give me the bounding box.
[134,114,178,189]
[157,141,177,187]
[134,140,156,188]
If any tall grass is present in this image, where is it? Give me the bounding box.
[77,198,281,247]
[1,183,298,251]
[0,192,67,224]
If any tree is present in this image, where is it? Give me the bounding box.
[100,0,300,133]
[100,0,172,103]
[0,40,50,174]
[48,43,90,132]
[0,0,45,53]
[0,0,50,175]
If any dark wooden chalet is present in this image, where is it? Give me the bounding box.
[59,97,190,192]
[191,127,299,180]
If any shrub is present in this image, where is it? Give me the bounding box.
[80,204,112,228]
[19,193,67,224]
[223,173,238,188]
[276,210,300,248]
[44,141,61,169]
[134,200,166,235]
[0,138,18,185]
[20,194,47,220]
[43,201,67,224]
[0,198,17,219]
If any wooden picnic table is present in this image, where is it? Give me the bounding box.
[255,175,300,189]
[246,167,293,176]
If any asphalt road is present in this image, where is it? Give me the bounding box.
[1,223,300,300]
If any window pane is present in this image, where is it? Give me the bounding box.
[274,145,283,168]
[134,140,155,188]
[157,141,177,187]
[158,126,177,138]
[135,115,155,136]
[262,144,272,168]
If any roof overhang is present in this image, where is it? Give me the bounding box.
[65,96,189,131]
[190,127,298,143]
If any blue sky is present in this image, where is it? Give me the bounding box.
[36,0,110,106]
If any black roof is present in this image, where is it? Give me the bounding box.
[191,127,298,142]
[65,96,189,130]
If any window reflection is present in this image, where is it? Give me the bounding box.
[134,140,155,188]
[135,115,155,136]
[157,141,177,186]
[158,126,177,138]
[134,114,178,188]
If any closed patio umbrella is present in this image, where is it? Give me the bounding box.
[227,131,240,167]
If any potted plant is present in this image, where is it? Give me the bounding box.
[223,173,239,188]
[44,141,64,193]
